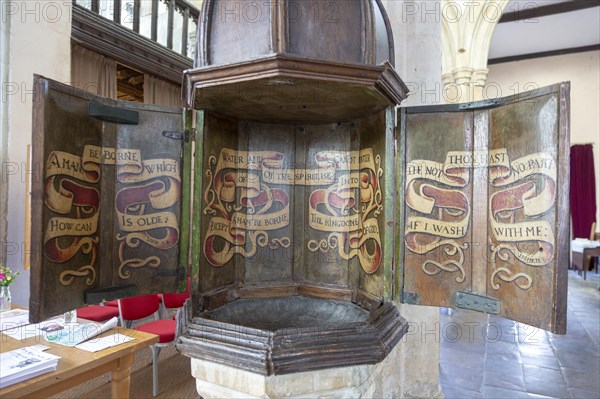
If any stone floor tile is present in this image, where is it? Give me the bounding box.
[520,353,561,371]
[485,325,521,344]
[522,364,565,381]
[569,387,600,399]
[483,385,529,398]
[440,347,486,370]
[550,329,595,345]
[519,343,555,357]
[555,352,600,373]
[486,340,521,354]
[526,394,562,399]
[519,328,550,345]
[486,350,522,364]
[443,338,487,354]
[485,358,523,374]
[524,375,570,398]
[442,385,483,399]
[551,341,600,358]
[439,363,483,392]
[524,369,570,398]
[562,367,600,392]
[439,271,600,399]
[484,370,526,391]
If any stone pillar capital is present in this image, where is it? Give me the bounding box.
[472,68,490,87]
[452,66,475,85]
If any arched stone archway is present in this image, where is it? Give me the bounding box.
[441,0,509,103]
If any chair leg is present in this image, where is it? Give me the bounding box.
[151,345,163,397]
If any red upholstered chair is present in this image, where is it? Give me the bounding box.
[162,291,190,308]
[106,294,162,308]
[117,294,176,397]
[161,277,191,318]
[76,305,119,322]
[161,292,190,319]
[104,299,119,308]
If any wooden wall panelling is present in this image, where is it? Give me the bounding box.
[240,121,296,285]
[303,121,357,288]
[357,110,387,301]
[198,113,239,294]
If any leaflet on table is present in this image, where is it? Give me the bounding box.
[44,317,119,347]
[0,309,30,332]
[0,346,60,388]
[1,314,66,341]
[75,333,134,352]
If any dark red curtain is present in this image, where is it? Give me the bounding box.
[570,144,597,238]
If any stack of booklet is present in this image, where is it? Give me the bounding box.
[0,309,30,332]
[0,346,60,388]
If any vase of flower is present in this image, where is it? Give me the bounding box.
[0,264,19,312]
[0,286,11,312]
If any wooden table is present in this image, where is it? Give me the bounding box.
[0,326,158,399]
[572,246,600,280]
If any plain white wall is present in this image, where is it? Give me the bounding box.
[487,50,600,233]
[3,2,72,306]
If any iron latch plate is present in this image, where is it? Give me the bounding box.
[454,291,500,314]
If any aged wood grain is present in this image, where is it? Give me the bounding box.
[399,83,570,334]
[197,113,391,304]
[177,300,407,376]
[487,90,558,331]
[401,110,474,307]
[196,0,394,69]
[184,56,407,123]
[30,77,185,322]
[472,110,488,295]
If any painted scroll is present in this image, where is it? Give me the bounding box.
[489,151,557,290]
[203,148,383,274]
[44,150,101,286]
[306,150,383,274]
[43,145,181,285]
[404,148,557,290]
[404,151,472,283]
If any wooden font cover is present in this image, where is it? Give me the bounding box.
[30,77,569,335]
[27,0,568,336]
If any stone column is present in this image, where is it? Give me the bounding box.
[441,0,509,102]
[382,1,444,397]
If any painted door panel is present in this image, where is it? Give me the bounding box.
[399,83,569,334]
[30,76,188,322]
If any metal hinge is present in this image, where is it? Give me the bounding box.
[454,291,500,314]
[162,130,191,142]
